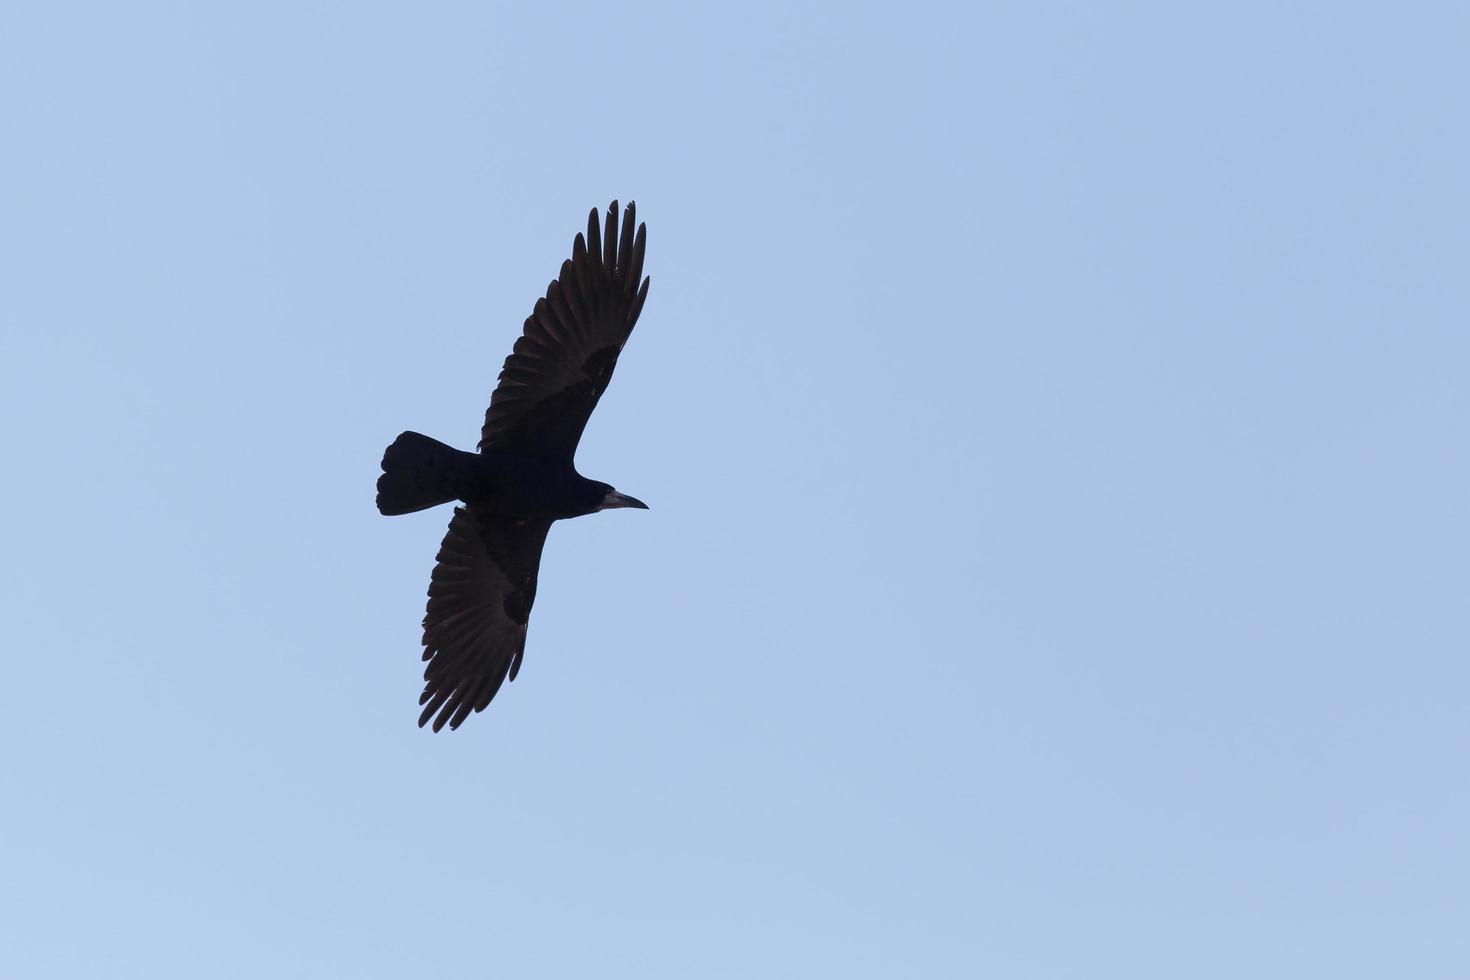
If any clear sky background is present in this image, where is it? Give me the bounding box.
[2,2,1467,977]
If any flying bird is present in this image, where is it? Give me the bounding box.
[377,201,651,731]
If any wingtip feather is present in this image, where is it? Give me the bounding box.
[603,205,618,274]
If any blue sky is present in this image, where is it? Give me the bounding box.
[2,2,1467,977]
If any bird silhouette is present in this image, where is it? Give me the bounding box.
[377,201,651,731]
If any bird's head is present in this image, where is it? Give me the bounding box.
[591,482,649,512]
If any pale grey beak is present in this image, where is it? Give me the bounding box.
[599,490,649,511]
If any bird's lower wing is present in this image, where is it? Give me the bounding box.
[418,507,553,731]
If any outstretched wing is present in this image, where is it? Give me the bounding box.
[418,506,553,732]
[478,200,650,461]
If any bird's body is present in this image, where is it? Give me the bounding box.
[377,201,651,731]
[380,433,628,521]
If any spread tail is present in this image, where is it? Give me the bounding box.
[377,431,468,516]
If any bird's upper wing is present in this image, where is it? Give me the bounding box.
[418,505,553,731]
[478,200,650,461]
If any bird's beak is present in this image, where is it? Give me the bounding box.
[599,490,649,511]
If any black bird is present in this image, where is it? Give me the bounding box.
[377,201,651,731]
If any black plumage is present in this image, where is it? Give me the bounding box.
[377,201,651,731]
